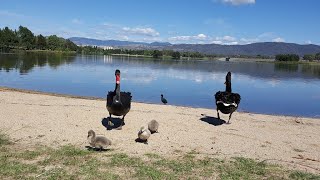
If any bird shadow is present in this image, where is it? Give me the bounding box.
[135,138,148,144]
[200,115,226,126]
[101,117,125,130]
[85,146,110,152]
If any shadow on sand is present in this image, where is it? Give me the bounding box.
[101,117,125,130]
[135,138,148,144]
[200,114,226,126]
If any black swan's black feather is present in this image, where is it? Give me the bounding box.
[107,91,132,116]
[215,72,241,116]
[215,91,241,114]
[215,91,241,105]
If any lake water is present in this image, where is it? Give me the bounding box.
[1,53,320,117]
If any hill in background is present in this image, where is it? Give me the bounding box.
[69,37,320,56]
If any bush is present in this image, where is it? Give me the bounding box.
[275,54,300,61]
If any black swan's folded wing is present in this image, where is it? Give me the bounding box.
[215,91,241,105]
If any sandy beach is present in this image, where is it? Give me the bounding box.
[0,87,319,173]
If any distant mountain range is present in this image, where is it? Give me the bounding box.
[69,37,320,56]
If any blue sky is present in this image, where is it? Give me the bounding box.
[0,0,319,45]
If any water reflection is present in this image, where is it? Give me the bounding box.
[274,63,299,72]
[2,54,320,80]
[1,54,320,117]
[0,53,76,74]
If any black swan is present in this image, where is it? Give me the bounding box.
[161,94,168,104]
[214,72,241,124]
[106,69,132,129]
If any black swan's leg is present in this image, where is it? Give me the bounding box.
[108,113,114,126]
[227,113,233,124]
[116,115,125,130]
[217,109,220,119]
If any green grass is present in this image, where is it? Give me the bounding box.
[0,131,11,146]
[289,171,320,180]
[1,131,320,179]
[145,153,162,159]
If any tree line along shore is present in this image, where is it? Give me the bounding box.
[1,25,320,62]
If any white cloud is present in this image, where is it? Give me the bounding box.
[226,41,239,45]
[71,18,83,24]
[117,35,129,41]
[211,35,238,45]
[240,38,259,44]
[122,27,160,37]
[272,37,285,42]
[168,34,208,42]
[216,35,236,41]
[211,40,223,44]
[305,40,312,44]
[220,0,255,5]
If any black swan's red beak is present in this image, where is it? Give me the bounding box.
[116,75,120,84]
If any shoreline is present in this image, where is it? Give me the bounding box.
[1,87,320,173]
[0,86,318,119]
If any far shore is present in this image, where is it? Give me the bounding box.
[0,86,320,173]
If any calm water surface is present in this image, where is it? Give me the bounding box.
[1,53,319,117]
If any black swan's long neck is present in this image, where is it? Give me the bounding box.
[225,72,232,93]
[114,74,121,102]
[226,82,232,93]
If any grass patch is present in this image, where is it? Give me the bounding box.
[145,153,162,159]
[0,155,38,179]
[0,132,11,146]
[218,157,268,179]
[40,145,92,166]
[109,153,142,167]
[135,165,174,180]
[1,131,320,179]
[289,171,320,180]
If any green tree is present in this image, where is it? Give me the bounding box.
[18,26,35,49]
[275,54,299,62]
[172,51,181,59]
[152,50,163,58]
[315,53,320,60]
[1,27,19,47]
[36,34,47,50]
[47,35,61,50]
[65,39,78,51]
[303,54,315,61]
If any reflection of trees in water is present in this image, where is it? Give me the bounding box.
[274,62,320,78]
[301,64,320,78]
[274,63,299,72]
[0,53,76,74]
[1,54,320,80]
